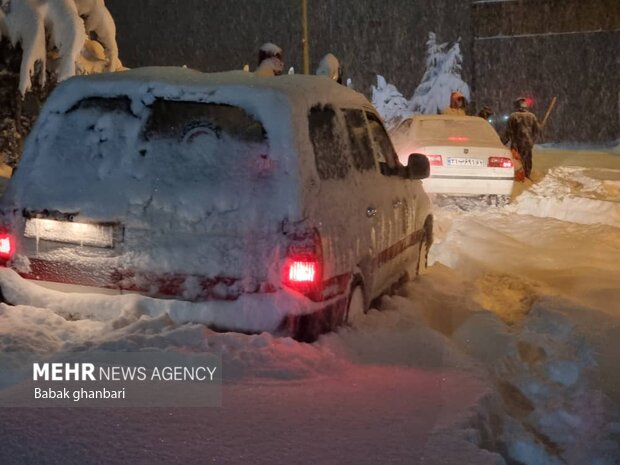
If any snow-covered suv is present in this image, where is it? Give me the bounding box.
[0,67,432,340]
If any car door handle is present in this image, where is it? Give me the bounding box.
[366,207,377,218]
[393,200,402,209]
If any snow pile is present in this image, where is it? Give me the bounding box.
[0,266,312,334]
[508,166,620,226]
[431,163,620,315]
[372,32,470,129]
[0,0,122,94]
[0,295,346,383]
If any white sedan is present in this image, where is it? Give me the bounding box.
[390,115,515,204]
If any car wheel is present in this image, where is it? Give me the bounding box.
[346,285,366,325]
[416,236,429,276]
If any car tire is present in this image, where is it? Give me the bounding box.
[346,285,366,325]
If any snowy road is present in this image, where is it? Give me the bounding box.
[0,147,619,464]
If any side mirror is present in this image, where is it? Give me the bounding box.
[407,154,430,180]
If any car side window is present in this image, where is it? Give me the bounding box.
[308,104,350,180]
[343,109,376,172]
[366,112,399,170]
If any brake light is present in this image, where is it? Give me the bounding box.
[448,136,469,142]
[488,157,513,168]
[282,229,323,300]
[0,233,14,261]
[286,257,319,284]
[426,154,443,166]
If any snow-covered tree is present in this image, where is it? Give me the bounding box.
[0,0,122,95]
[410,32,470,115]
[371,32,471,129]
[371,75,412,129]
[0,0,122,166]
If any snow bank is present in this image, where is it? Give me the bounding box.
[509,166,620,227]
[431,162,620,316]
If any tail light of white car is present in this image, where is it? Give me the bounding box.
[282,229,323,301]
[425,154,444,166]
[487,157,513,168]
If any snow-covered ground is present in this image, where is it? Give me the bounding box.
[0,147,619,464]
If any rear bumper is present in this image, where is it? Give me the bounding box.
[423,175,514,196]
[0,268,344,335]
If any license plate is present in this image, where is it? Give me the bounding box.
[24,218,117,248]
[447,157,484,167]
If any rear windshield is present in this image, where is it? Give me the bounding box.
[144,100,266,143]
[413,118,501,144]
[12,97,279,225]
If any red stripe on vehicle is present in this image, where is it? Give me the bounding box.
[376,229,424,266]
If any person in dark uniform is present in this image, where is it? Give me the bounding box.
[503,97,541,179]
[477,105,494,121]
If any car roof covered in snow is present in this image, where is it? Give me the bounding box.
[44,66,373,114]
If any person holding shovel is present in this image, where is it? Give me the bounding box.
[503,97,541,180]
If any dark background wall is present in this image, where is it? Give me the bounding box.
[472,0,620,143]
[106,0,619,143]
[106,0,472,99]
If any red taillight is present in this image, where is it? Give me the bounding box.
[488,157,513,168]
[0,233,14,261]
[448,136,469,142]
[282,229,323,300]
[285,257,319,285]
[426,154,443,166]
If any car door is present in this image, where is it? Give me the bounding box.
[306,104,365,291]
[365,111,421,282]
[339,108,400,297]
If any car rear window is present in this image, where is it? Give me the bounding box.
[144,100,266,143]
[414,118,501,144]
[16,96,279,224]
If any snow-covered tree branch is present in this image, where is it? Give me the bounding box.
[371,75,412,129]
[0,0,122,95]
[410,32,470,115]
